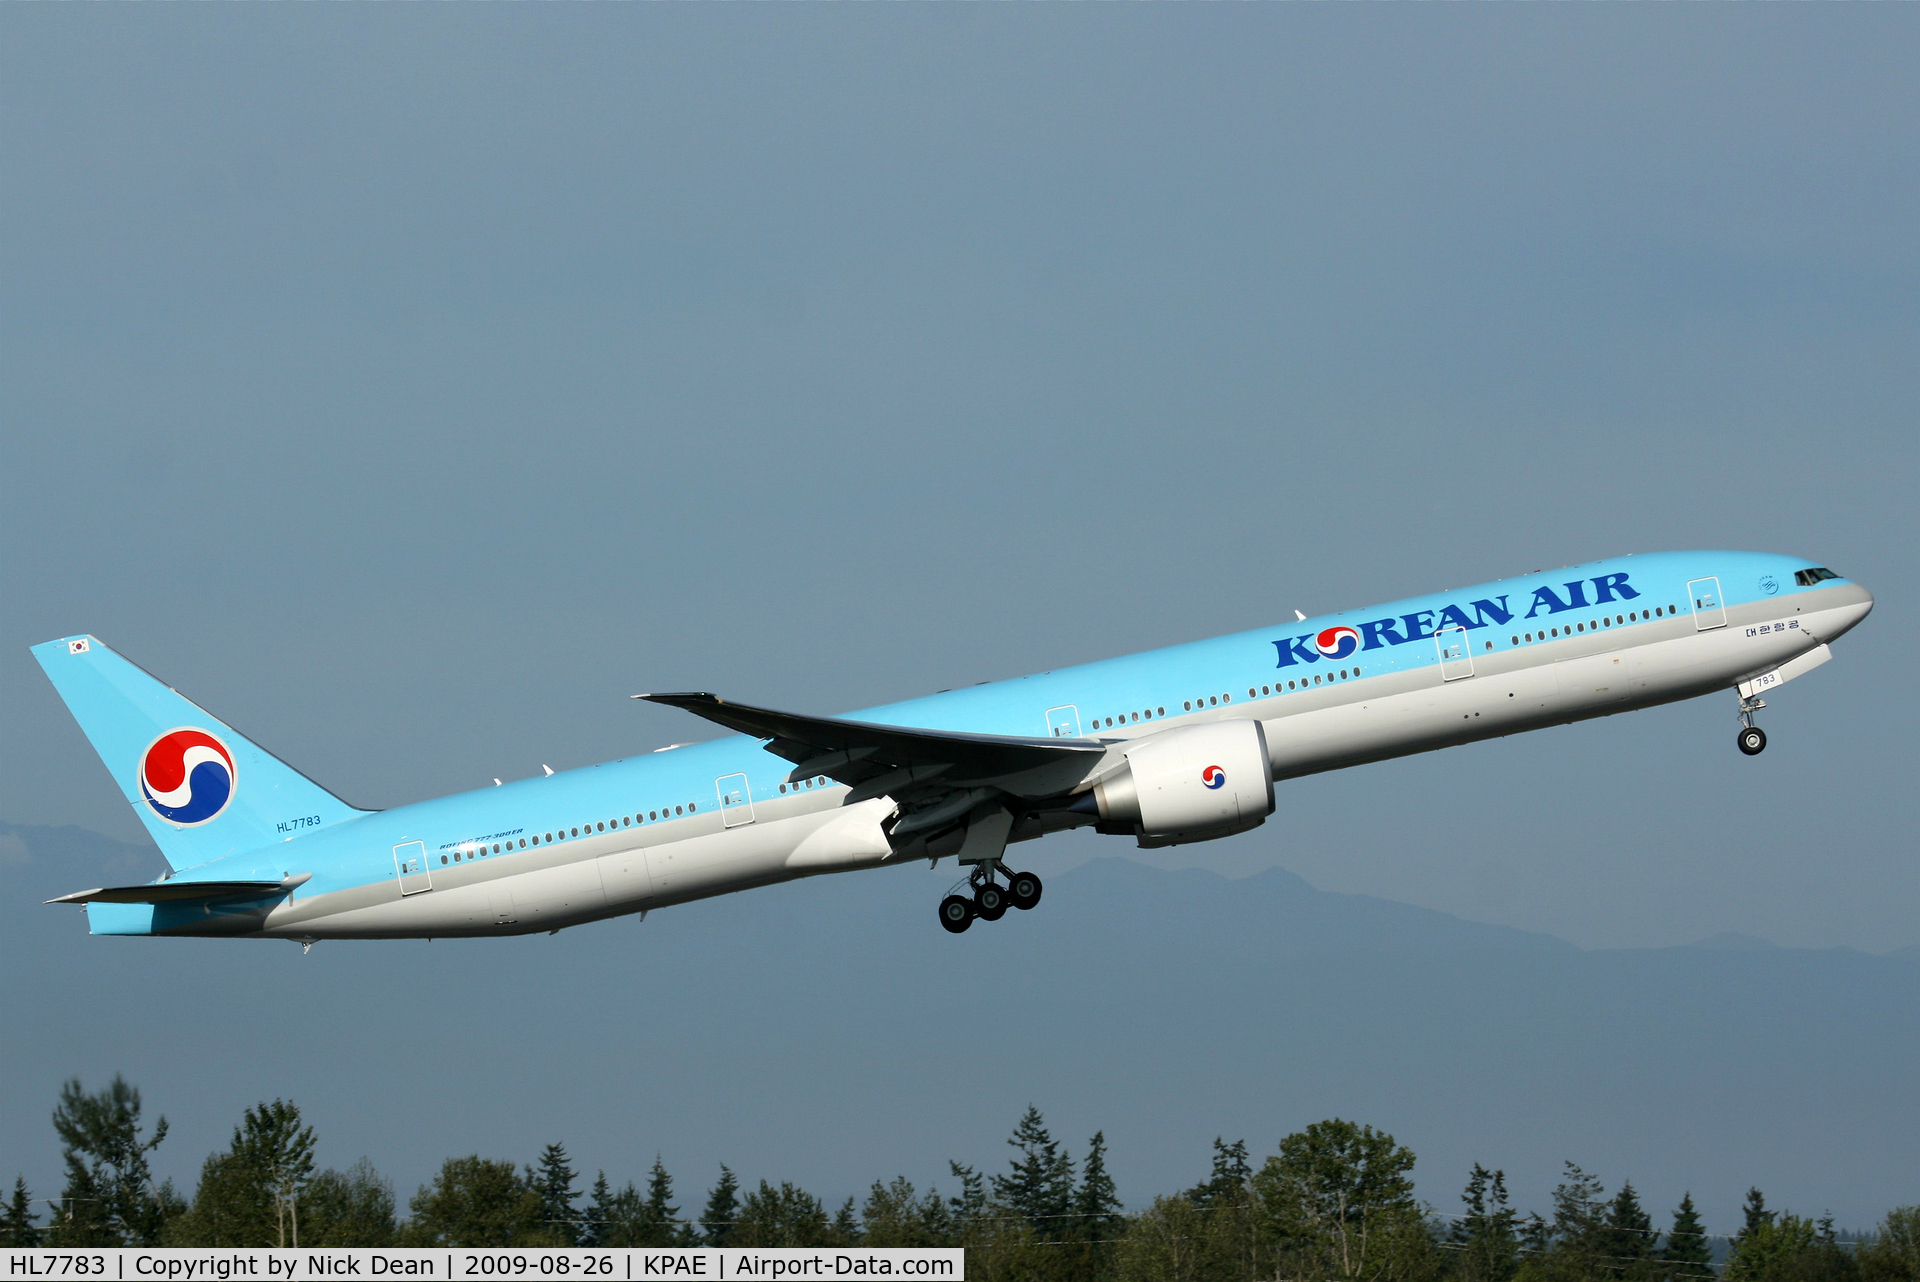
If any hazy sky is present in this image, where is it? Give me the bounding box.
[3,10,1915,954]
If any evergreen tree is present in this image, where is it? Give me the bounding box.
[532,1143,579,1245]
[589,1180,648,1248]
[1541,1162,1609,1280]
[1453,1164,1519,1282]
[947,1162,986,1228]
[1189,1136,1261,1282]
[581,1174,615,1249]
[700,1166,740,1247]
[47,1076,176,1246]
[1187,1138,1252,1211]
[1076,1131,1123,1237]
[1659,1194,1713,1280]
[1740,1190,1777,1243]
[1,1177,41,1247]
[1602,1181,1655,1280]
[637,1159,683,1243]
[1518,1211,1553,1270]
[1069,1131,1124,1281]
[829,1198,861,1247]
[992,1105,1076,1231]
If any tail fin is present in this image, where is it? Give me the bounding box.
[31,636,371,870]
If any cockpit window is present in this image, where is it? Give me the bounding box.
[1794,567,1841,586]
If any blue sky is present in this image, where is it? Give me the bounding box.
[1,3,1916,1220]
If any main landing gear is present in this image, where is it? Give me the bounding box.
[1737,693,1768,756]
[938,864,1044,935]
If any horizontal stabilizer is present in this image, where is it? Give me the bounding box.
[636,692,1102,791]
[47,873,309,906]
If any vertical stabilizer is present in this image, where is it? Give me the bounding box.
[30,636,371,870]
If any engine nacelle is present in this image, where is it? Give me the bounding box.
[1086,719,1274,847]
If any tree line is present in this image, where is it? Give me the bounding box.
[3,1076,1916,1282]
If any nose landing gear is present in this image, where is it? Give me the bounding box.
[1737,693,1768,756]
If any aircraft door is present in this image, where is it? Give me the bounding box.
[393,841,432,896]
[1045,705,1083,738]
[717,773,755,828]
[1688,577,1727,631]
[1435,625,1475,681]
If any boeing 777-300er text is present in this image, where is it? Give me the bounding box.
[32,551,1872,943]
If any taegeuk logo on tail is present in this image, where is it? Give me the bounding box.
[138,729,236,826]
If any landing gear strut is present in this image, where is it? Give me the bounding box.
[1737,694,1768,756]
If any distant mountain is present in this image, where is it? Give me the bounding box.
[0,819,166,893]
[1,822,1915,1237]
[1887,944,1920,964]
[1684,932,1784,952]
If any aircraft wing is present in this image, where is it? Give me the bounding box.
[636,692,1103,796]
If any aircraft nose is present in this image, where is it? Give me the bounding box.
[1827,582,1874,638]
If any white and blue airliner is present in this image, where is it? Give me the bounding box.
[33,551,1872,942]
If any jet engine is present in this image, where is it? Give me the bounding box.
[1078,719,1275,847]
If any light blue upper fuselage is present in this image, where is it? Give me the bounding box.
[150,549,1839,911]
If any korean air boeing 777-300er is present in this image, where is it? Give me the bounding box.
[33,551,1872,944]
